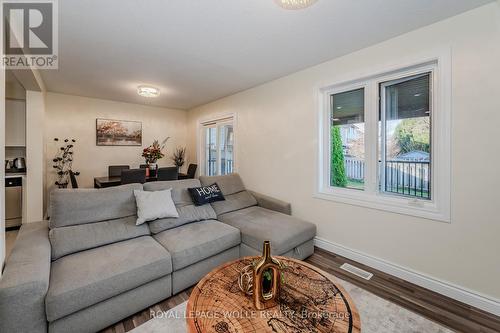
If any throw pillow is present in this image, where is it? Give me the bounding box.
[134,188,179,225]
[188,183,225,206]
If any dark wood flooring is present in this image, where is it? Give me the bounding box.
[102,247,500,333]
[308,248,500,333]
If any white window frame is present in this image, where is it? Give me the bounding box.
[316,52,451,222]
[197,113,237,176]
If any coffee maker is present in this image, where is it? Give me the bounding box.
[5,157,26,173]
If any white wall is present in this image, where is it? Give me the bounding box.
[187,2,500,303]
[44,93,188,194]
[26,91,46,222]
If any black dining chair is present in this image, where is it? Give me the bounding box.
[139,164,148,169]
[109,165,130,178]
[179,164,197,179]
[157,167,179,181]
[121,168,146,185]
[69,170,79,189]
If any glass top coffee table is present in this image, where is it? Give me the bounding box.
[186,256,361,333]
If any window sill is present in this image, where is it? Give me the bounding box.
[314,188,450,223]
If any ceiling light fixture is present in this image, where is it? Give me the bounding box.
[137,85,160,98]
[275,0,318,10]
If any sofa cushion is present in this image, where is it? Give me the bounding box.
[199,174,257,215]
[49,184,142,228]
[144,180,217,233]
[199,173,246,195]
[153,220,240,271]
[45,236,172,322]
[0,221,51,333]
[49,216,150,260]
[210,190,257,216]
[144,179,201,192]
[218,206,316,255]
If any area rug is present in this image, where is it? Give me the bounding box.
[130,277,454,333]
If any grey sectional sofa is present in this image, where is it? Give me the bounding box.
[0,173,316,333]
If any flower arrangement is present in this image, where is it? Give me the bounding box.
[142,137,170,164]
[52,138,79,188]
[171,147,186,170]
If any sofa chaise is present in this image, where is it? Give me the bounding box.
[0,173,316,333]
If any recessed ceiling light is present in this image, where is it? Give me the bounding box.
[332,118,340,121]
[275,0,318,10]
[414,93,422,97]
[137,85,160,98]
[336,106,343,109]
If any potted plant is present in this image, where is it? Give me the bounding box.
[52,138,79,188]
[142,137,169,176]
[171,147,186,173]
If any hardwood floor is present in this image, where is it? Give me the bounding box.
[308,248,500,333]
[103,247,500,333]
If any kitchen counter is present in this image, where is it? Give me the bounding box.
[5,172,27,178]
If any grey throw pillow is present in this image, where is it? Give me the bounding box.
[133,188,179,225]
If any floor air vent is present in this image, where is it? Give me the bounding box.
[340,263,373,280]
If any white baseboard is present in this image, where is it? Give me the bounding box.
[314,237,500,317]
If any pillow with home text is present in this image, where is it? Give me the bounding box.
[188,183,225,206]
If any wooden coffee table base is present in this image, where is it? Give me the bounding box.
[186,257,361,333]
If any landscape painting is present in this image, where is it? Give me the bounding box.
[96,119,142,146]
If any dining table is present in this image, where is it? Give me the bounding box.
[93,175,158,189]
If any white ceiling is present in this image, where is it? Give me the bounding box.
[40,0,492,110]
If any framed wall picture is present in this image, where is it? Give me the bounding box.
[96,118,142,146]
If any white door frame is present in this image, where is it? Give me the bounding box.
[197,113,237,176]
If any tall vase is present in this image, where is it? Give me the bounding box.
[148,161,157,178]
[252,241,282,310]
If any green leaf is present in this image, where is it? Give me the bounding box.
[330,126,347,187]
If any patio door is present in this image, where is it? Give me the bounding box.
[201,117,234,176]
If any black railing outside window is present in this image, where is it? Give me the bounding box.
[343,158,430,199]
[208,158,234,176]
[384,161,430,199]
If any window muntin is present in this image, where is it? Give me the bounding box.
[379,73,431,199]
[330,88,365,190]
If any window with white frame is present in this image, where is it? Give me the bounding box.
[200,116,235,176]
[379,73,431,199]
[318,58,451,222]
